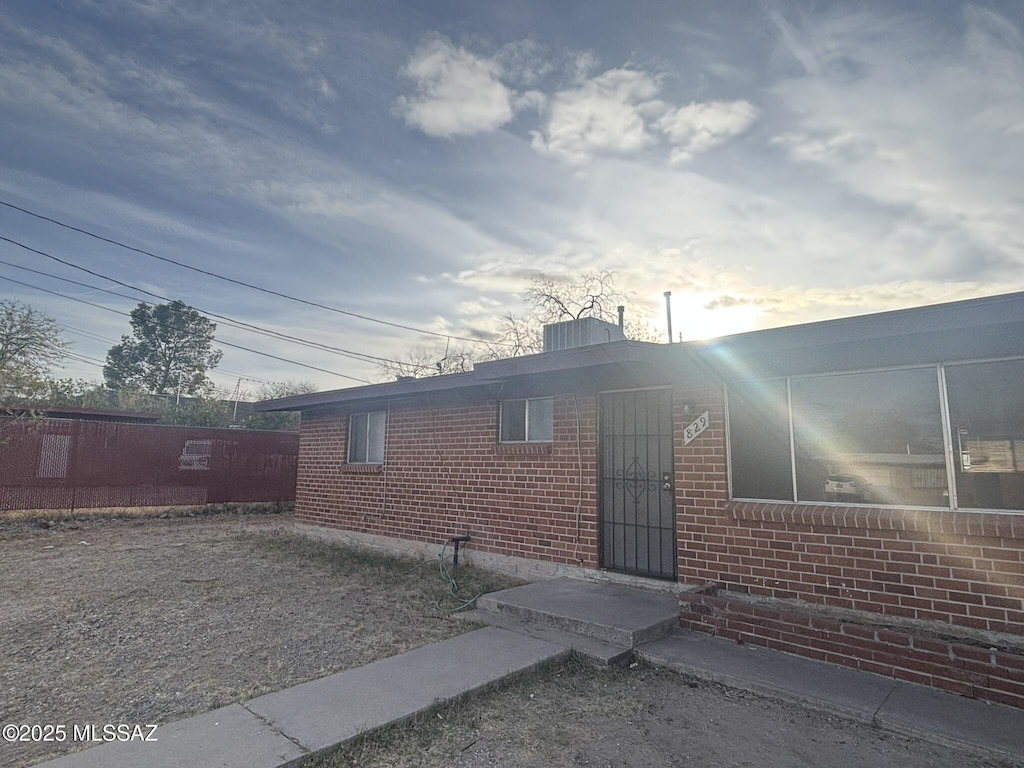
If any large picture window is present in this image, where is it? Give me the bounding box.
[348,411,387,464]
[728,360,1024,511]
[791,368,946,506]
[500,398,554,443]
[946,359,1024,510]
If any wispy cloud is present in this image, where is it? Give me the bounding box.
[655,100,759,165]
[766,5,1024,281]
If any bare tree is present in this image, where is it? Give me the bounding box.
[0,301,67,404]
[377,271,661,379]
[376,344,476,382]
[527,270,628,323]
[245,380,319,430]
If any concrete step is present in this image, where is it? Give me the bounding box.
[455,609,634,666]
[475,577,678,648]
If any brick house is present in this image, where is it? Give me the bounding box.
[256,293,1024,707]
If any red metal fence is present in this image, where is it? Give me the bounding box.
[0,418,298,512]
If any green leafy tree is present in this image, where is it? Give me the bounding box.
[104,301,223,395]
[0,301,67,404]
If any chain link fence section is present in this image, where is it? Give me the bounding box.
[0,417,298,512]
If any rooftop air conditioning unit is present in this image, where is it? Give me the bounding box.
[543,318,626,352]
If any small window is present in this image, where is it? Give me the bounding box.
[348,411,387,463]
[500,398,553,443]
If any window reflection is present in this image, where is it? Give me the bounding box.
[727,379,793,500]
[791,368,947,507]
[946,359,1024,510]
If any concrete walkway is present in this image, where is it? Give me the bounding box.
[638,631,1024,760]
[36,578,1024,767]
[38,627,567,768]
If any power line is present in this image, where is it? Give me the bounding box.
[0,273,372,383]
[0,198,512,347]
[0,244,432,370]
[57,321,276,385]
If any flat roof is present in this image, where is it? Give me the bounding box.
[256,290,1024,413]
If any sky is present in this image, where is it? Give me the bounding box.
[1,0,1022,395]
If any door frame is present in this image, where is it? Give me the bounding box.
[596,386,677,580]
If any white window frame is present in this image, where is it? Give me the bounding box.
[348,411,387,464]
[499,397,554,443]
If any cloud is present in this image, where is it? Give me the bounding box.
[530,68,665,164]
[765,6,1024,281]
[704,294,778,311]
[655,100,759,164]
[395,38,516,137]
[495,39,554,86]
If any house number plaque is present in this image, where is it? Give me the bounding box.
[683,411,710,445]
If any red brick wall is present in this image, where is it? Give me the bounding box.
[673,385,1024,707]
[296,394,599,567]
[295,383,1024,705]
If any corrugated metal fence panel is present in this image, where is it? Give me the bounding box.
[0,418,298,511]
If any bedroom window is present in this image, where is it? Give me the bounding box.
[500,398,554,443]
[348,411,387,463]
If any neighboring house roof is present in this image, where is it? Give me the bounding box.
[0,406,162,423]
[256,290,1024,414]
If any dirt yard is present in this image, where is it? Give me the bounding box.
[3,514,1021,768]
[312,657,1023,768]
[0,513,515,768]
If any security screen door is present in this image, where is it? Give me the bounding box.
[598,389,676,579]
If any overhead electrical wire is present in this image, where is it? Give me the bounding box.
[0,199,513,347]
[0,243,433,371]
[58,322,277,385]
[57,327,265,386]
[0,273,373,383]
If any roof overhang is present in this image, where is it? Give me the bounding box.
[255,291,1024,413]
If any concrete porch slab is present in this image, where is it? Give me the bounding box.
[876,681,1024,758]
[455,608,634,666]
[475,577,679,647]
[637,631,1024,760]
[637,631,894,722]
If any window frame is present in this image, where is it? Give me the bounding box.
[725,356,1024,513]
[499,397,554,444]
[347,410,387,464]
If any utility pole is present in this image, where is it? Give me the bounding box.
[232,378,242,421]
[663,291,673,344]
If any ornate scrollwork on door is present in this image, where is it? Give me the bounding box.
[614,457,659,505]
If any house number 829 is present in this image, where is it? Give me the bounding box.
[683,411,710,446]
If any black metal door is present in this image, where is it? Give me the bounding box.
[599,389,676,579]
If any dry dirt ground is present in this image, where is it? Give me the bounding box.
[313,657,1024,768]
[0,513,515,768]
[3,514,1022,768]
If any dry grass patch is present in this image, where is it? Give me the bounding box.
[0,515,520,767]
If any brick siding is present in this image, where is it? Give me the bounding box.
[296,394,599,567]
[295,384,1024,706]
[673,385,1024,708]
